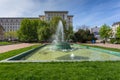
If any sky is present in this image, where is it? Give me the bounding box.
[0,0,120,30]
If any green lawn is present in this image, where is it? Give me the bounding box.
[0,45,39,60]
[0,62,120,80]
[0,44,120,80]
[0,41,13,45]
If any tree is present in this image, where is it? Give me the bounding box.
[116,26,120,39]
[18,19,38,42]
[65,25,74,41]
[99,24,111,41]
[5,31,17,41]
[37,20,51,42]
[17,17,73,43]
[73,29,95,43]
[31,19,39,41]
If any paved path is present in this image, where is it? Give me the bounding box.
[0,43,35,53]
[87,43,120,49]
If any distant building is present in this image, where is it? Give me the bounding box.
[90,26,100,39]
[0,25,4,40]
[39,11,73,27]
[0,17,38,32]
[0,11,73,40]
[112,22,120,38]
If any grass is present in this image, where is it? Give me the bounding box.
[81,44,120,52]
[0,44,120,80]
[0,45,39,60]
[0,62,120,80]
[0,41,13,45]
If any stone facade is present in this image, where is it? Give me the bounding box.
[0,17,38,32]
[0,25,4,40]
[0,11,73,40]
[90,26,100,39]
[39,11,73,27]
[112,22,120,38]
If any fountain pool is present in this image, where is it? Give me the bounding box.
[4,44,120,62]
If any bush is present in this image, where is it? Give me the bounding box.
[110,38,120,44]
[73,29,96,43]
[110,38,116,43]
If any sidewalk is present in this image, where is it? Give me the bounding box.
[87,43,120,49]
[0,43,35,53]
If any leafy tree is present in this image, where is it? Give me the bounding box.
[31,19,39,41]
[116,26,120,39]
[37,21,51,42]
[5,31,17,41]
[73,29,95,43]
[18,17,73,43]
[18,19,38,42]
[99,24,111,41]
[65,25,74,42]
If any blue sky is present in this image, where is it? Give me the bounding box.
[0,0,120,30]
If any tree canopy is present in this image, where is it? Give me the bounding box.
[116,26,120,39]
[18,17,73,42]
[73,29,95,43]
[99,24,111,41]
[18,19,39,42]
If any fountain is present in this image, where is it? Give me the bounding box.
[52,20,71,50]
[70,53,75,59]
[6,20,120,61]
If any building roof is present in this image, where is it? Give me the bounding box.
[0,17,39,19]
[39,15,45,17]
[44,11,68,13]
[112,22,120,26]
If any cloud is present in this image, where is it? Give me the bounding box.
[0,0,120,29]
[0,0,85,17]
[0,0,35,17]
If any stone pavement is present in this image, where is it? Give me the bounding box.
[0,43,35,53]
[87,43,120,49]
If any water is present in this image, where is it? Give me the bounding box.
[54,20,64,43]
[23,44,120,61]
[70,53,75,59]
[52,20,71,50]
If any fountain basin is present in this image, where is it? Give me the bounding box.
[3,44,120,62]
[54,42,71,50]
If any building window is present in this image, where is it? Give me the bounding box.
[1,19,2,22]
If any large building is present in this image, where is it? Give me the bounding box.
[90,26,100,39]
[0,11,73,32]
[39,11,73,27]
[0,25,4,40]
[0,17,38,32]
[112,22,120,38]
[0,11,73,40]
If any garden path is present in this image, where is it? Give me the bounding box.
[87,43,120,49]
[0,43,35,53]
